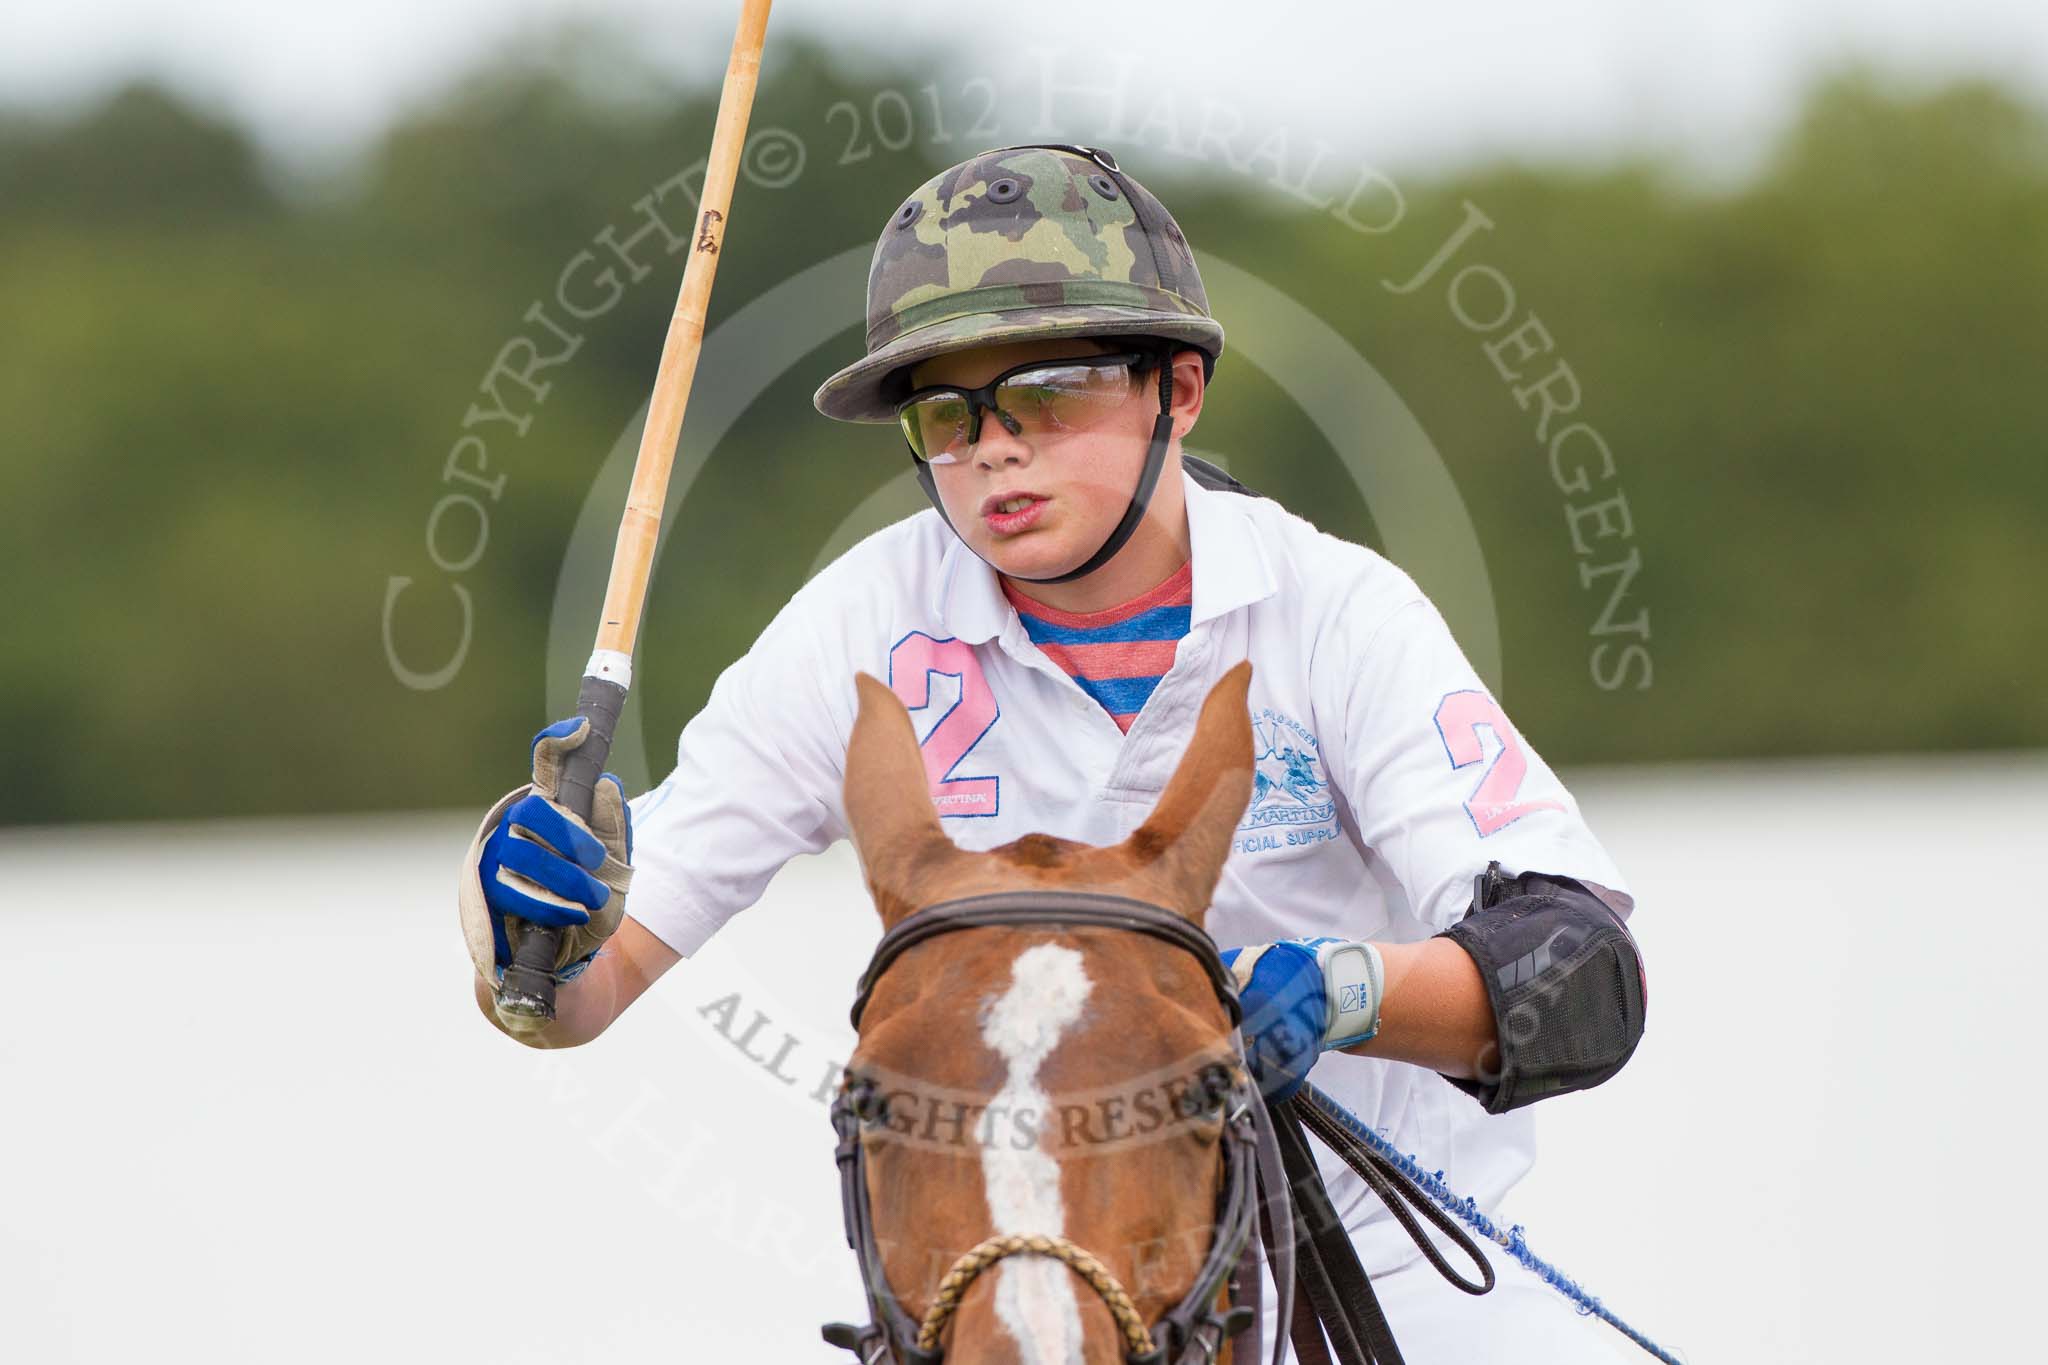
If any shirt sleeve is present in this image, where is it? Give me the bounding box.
[1310,590,1631,935]
[624,589,856,958]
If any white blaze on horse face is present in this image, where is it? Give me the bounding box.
[979,942,1093,1365]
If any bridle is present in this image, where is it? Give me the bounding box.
[823,890,1297,1365]
[823,890,1499,1365]
[825,891,1292,1365]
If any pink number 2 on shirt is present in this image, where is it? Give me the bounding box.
[887,631,1001,818]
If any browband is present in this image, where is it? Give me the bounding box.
[850,890,1243,1031]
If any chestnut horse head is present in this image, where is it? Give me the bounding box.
[838,662,1258,1365]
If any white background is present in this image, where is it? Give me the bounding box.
[4,755,2041,1362]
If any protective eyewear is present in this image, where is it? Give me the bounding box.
[894,351,1155,464]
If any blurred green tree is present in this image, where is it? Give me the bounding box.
[0,51,2041,825]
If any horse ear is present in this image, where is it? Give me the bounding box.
[1121,661,1254,920]
[845,672,962,926]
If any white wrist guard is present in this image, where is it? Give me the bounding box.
[1308,937,1385,1050]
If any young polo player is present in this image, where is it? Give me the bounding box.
[460,144,1646,1362]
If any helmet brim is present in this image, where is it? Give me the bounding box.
[812,306,1225,424]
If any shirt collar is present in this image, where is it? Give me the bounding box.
[933,466,1278,643]
[1185,465,1280,625]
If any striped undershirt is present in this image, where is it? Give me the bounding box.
[1001,561,1194,732]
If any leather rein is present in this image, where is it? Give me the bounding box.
[823,890,1494,1365]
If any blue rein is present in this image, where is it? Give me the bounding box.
[1299,1083,1686,1365]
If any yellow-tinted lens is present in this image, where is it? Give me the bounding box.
[896,358,1139,462]
[901,394,972,462]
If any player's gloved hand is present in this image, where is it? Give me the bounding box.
[458,717,633,988]
[1220,937,1385,1103]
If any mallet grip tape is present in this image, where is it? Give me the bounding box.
[494,672,629,1023]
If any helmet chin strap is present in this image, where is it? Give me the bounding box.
[911,346,1177,586]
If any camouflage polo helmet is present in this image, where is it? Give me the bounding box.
[812,143,1225,423]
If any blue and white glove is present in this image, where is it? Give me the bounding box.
[458,717,634,987]
[1220,937,1385,1103]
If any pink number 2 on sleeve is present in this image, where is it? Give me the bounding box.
[887,632,1000,818]
[1433,690,1564,837]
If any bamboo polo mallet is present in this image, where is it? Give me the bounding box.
[495,0,776,1028]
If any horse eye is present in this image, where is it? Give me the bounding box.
[846,1075,884,1123]
[1199,1062,1237,1111]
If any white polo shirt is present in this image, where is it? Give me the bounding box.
[629,467,1632,1274]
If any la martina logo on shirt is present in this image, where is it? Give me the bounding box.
[1237,708,1339,853]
